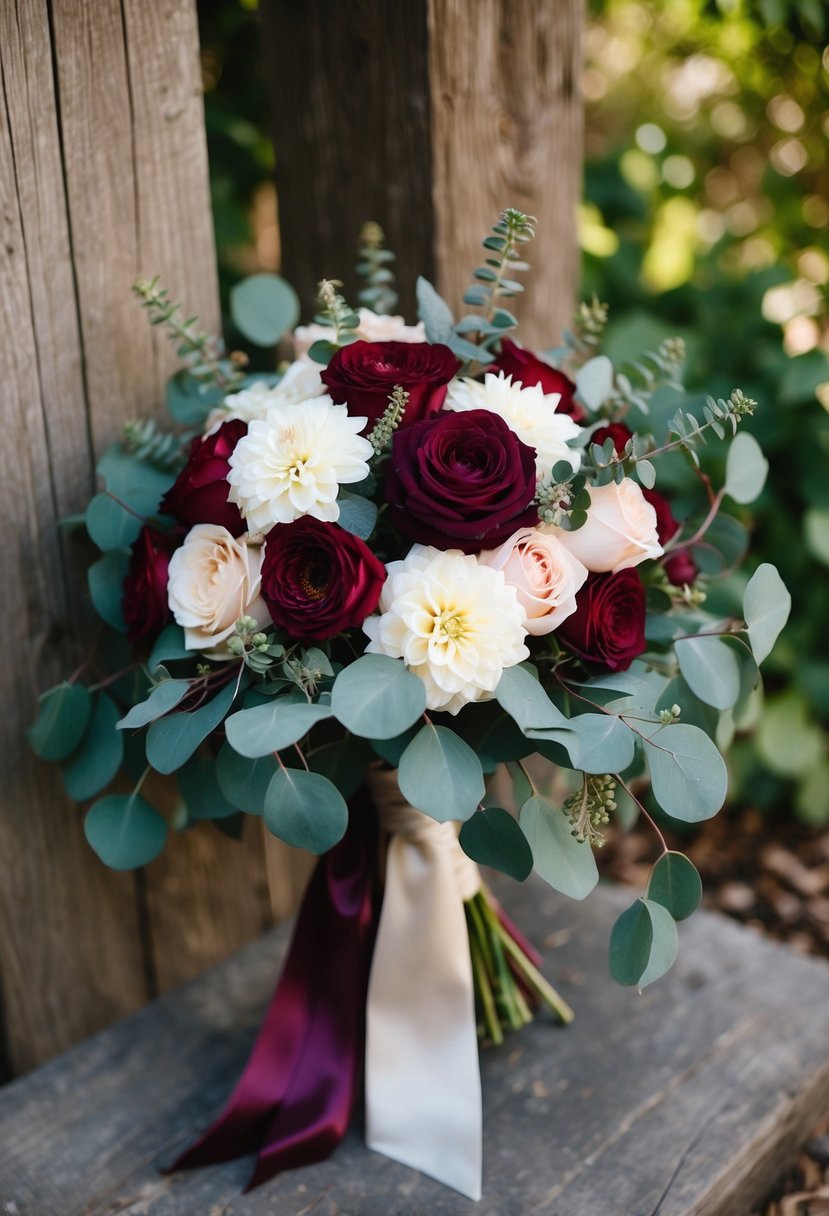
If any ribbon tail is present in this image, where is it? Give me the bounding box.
[365,833,483,1201]
[169,799,377,1189]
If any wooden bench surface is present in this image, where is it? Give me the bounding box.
[2,874,829,1216]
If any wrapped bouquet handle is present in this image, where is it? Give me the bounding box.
[365,768,483,1200]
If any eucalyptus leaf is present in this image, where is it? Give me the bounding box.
[331,655,426,740]
[148,625,191,672]
[675,635,741,711]
[96,445,174,517]
[336,491,378,540]
[743,563,791,665]
[62,694,124,802]
[398,725,484,822]
[28,682,91,761]
[178,755,237,822]
[88,550,130,632]
[230,273,300,346]
[165,368,224,426]
[561,713,636,774]
[459,807,533,881]
[146,677,241,774]
[84,792,167,870]
[575,356,614,412]
[117,679,191,729]
[263,768,348,853]
[216,743,278,815]
[308,737,373,799]
[609,898,679,988]
[370,725,420,768]
[643,722,727,822]
[85,493,142,551]
[724,431,769,505]
[225,694,332,759]
[647,851,702,921]
[416,276,454,344]
[495,664,570,732]
[519,794,599,900]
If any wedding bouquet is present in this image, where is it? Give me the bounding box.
[30,209,788,1200]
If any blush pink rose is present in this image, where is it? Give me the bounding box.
[480,528,589,636]
[555,479,662,573]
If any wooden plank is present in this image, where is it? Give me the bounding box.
[2,878,828,1215]
[0,0,148,1077]
[49,0,273,994]
[428,0,585,350]
[261,0,435,321]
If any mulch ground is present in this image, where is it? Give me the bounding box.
[598,808,829,1213]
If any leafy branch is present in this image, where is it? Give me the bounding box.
[122,418,190,472]
[132,277,245,392]
[307,279,361,364]
[610,337,686,415]
[356,221,398,315]
[544,294,609,370]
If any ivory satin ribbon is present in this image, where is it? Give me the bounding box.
[365,768,484,1201]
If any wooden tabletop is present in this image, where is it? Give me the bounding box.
[2,874,828,1216]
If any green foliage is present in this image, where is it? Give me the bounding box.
[29,682,92,761]
[145,677,241,774]
[331,655,427,740]
[229,272,300,347]
[519,794,599,901]
[84,791,167,870]
[398,724,484,822]
[743,563,791,664]
[642,722,728,822]
[133,276,245,392]
[307,738,373,799]
[224,692,333,758]
[356,220,398,315]
[609,898,679,989]
[263,768,348,854]
[724,431,769,505]
[117,680,191,730]
[87,552,130,632]
[335,490,378,539]
[216,744,277,816]
[458,807,534,881]
[85,493,143,552]
[62,694,124,802]
[178,755,237,822]
[675,636,742,711]
[647,852,703,922]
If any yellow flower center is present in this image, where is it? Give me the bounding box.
[435,609,467,641]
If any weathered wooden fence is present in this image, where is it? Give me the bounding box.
[0,0,583,1078]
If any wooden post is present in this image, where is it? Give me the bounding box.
[262,0,584,349]
[0,0,271,1075]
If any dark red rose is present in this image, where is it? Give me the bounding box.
[123,526,177,643]
[261,516,386,641]
[320,340,460,430]
[591,422,633,455]
[161,420,246,536]
[557,569,646,672]
[385,408,538,553]
[491,338,585,421]
[642,488,699,587]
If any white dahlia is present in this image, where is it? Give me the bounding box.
[204,358,325,434]
[226,396,372,531]
[292,308,425,358]
[445,371,583,480]
[364,546,529,715]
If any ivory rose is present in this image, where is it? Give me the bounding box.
[480,529,589,636]
[167,523,269,652]
[555,479,662,573]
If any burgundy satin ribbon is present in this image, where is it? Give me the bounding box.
[169,797,378,1191]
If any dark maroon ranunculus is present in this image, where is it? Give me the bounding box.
[490,338,585,421]
[385,408,538,553]
[123,526,177,643]
[261,516,386,641]
[161,420,246,536]
[320,340,460,430]
[642,488,699,587]
[557,568,646,672]
[591,422,633,454]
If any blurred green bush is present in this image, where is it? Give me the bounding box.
[197,0,829,822]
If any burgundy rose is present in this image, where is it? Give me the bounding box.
[491,338,584,421]
[261,516,386,641]
[161,420,246,536]
[385,408,538,553]
[557,568,646,672]
[643,488,699,587]
[591,422,633,455]
[123,526,177,643]
[320,340,460,430]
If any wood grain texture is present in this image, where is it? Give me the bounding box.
[260,0,435,321]
[2,880,828,1216]
[428,0,584,350]
[0,0,148,1078]
[0,0,271,1073]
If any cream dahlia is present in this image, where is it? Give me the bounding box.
[226,396,373,531]
[445,371,582,479]
[363,545,529,714]
[292,307,425,358]
[204,358,325,434]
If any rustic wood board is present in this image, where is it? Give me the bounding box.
[2,878,828,1216]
